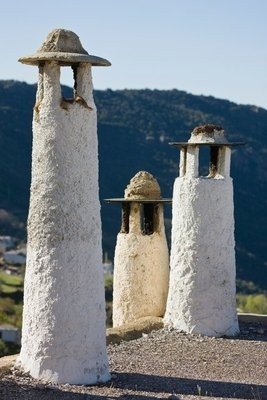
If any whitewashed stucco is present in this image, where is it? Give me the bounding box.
[113,202,169,327]
[164,175,239,337]
[18,62,110,384]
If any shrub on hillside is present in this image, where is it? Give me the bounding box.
[237,294,267,314]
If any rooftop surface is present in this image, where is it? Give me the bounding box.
[0,321,266,399]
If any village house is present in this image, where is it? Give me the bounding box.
[3,249,26,266]
[0,236,15,253]
[0,324,21,345]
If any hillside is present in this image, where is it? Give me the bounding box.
[0,81,266,291]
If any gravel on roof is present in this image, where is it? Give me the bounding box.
[0,322,266,400]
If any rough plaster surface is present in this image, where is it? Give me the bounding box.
[164,176,239,337]
[189,125,227,144]
[38,29,88,54]
[113,203,169,327]
[18,62,110,384]
[124,171,161,200]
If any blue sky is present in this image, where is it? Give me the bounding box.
[0,0,266,108]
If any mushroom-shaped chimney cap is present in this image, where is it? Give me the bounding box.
[104,171,172,204]
[169,124,245,147]
[19,29,111,67]
[124,171,161,200]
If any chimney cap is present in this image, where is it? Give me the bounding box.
[124,171,161,201]
[104,171,172,204]
[189,124,229,144]
[19,29,111,67]
[169,124,245,147]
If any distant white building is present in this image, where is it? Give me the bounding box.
[102,252,113,275]
[103,261,114,275]
[3,249,26,265]
[0,324,21,344]
[0,236,15,253]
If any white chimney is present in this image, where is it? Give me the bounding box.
[165,125,244,337]
[17,29,111,384]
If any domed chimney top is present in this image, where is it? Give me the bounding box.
[19,29,111,66]
[124,171,161,200]
[104,172,171,204]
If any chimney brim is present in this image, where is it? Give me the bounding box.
[104,198,172,204]
[18,52,111,66]
[169,142,246,147]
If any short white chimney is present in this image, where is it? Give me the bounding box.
[106,171,170,327]
[165,125,244,337]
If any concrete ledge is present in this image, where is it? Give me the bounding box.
[238,313,267,326]
[106,316,164,345]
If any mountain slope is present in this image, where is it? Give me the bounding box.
[0,81,266,291]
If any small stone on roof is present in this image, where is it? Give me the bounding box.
[192,124,223,135]
[189,124,228,144]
